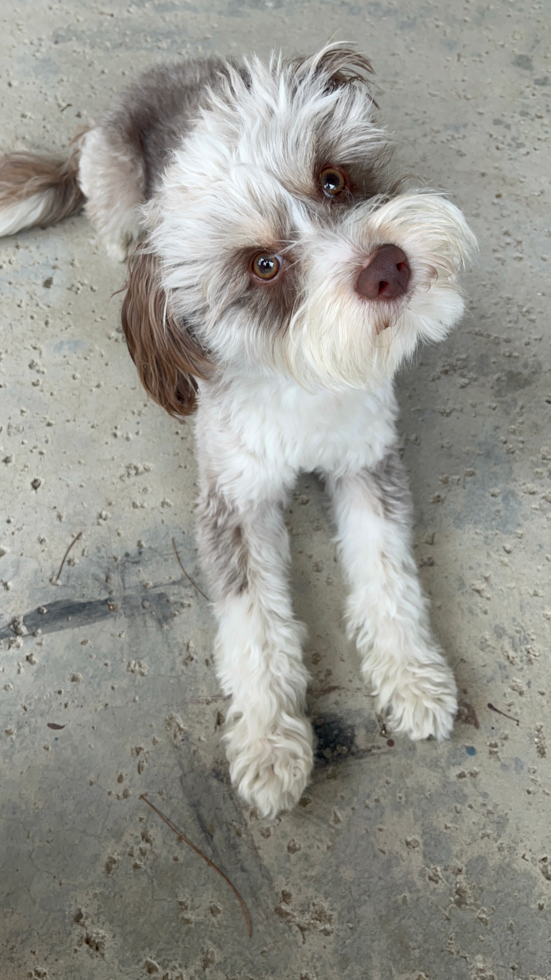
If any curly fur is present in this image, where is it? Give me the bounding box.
[1,44,477,818]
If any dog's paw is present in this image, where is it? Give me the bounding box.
[373,659,458,742]
[225,713,313,818]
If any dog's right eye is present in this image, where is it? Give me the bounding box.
[319,166,348,198]
[251,253,282,281]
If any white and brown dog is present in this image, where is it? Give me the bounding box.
[0,46,476,817]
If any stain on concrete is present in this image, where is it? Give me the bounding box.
[313,713,357,765]
[0,591,174,641]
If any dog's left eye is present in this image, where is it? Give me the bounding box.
[320,167,348,198]
[251,253,282,281]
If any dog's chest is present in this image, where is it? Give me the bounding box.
[197,377,399,497]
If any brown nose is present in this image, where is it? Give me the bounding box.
[356,245,410,300]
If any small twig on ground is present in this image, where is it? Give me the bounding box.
[53,531,82,583]
[487,702,520,726]
[140,794,251,938]
[171,537,210,602]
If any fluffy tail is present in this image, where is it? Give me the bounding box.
[0,141,85,238]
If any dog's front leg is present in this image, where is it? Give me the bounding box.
[326,450,457,741]
[196,488,313,818]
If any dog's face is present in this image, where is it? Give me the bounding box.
[123,47,477,416]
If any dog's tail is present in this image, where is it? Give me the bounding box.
[0,139,86,238]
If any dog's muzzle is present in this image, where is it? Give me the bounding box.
[356,244,410,300]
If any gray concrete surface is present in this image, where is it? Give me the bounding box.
[1,1,550,978]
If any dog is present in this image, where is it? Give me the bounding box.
[0,45,477,817]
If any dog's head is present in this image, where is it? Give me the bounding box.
[122,45,477,415]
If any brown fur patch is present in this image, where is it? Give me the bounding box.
[0,142,85,226]
[357,450,413,523]
[102,58,235,198]
[196,488,249,598]
[120,244,212,418]
[243,251,298,344]
[312,145,395,205]
[291,47,375,91]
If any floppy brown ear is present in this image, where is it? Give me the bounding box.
[121,245,211,419]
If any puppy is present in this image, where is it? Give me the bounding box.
[0,46,477,817]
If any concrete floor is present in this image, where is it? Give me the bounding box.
[1,1,550,978]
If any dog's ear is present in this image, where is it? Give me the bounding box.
[294,45,375,92]
[121,245,211,419]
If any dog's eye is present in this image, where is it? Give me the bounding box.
[251,253,282,281]
[320,167,348,198]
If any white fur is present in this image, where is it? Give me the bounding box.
[3,47,477,817]
[194,378,458,814]
[79,127,145,261]
[329,467,457,740]
[285,192,474,390]
[144,52,474,815]
[0,191,54,236]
